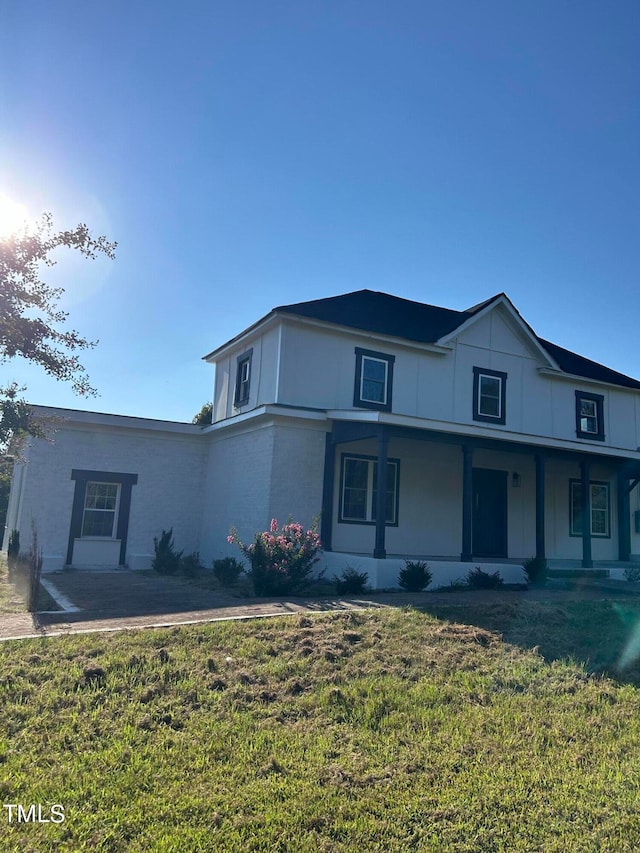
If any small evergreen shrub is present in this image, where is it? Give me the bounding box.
[213,557,245,586]
[624,566,640,583]
[398,559,432,592]
[334,566,369,595]
[7,529,19,569]
[181,551,201,577]
[522,556,549,586]
[466,566,504,589]
[152,528,183,575]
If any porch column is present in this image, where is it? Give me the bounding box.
[461,443,473,561]
[617,468,631,562]
[373,426,388,559]
[320,431,335,552]
[580,458,593,568]
[535,454,546,561]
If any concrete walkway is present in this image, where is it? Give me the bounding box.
[0,597,386,641]
[1,568,638,642]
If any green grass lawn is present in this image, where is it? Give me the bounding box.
[2,603,640,851]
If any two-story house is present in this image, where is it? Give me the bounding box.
[6,289,640,588]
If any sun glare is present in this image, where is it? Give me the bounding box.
[0,192,30,237]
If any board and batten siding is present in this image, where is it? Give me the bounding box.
[212,325,280,422]
[271,307,640,452]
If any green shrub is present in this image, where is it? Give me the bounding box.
[334,566,369,595]
[212,557,244,586]
[522,555,549,586]
[7,529,19,569]
[466,566,504,589]
[398,559,432,592]
[152,528,183,575]
[181,551,201,577]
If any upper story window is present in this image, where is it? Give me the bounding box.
[473,367,507,425]
[575,391,604,441]
[82,482,120,538]
[353,348,395,411]
[234,349,253,407]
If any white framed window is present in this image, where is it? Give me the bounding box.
[82,482,120,538]
[361,356,388,404]
[234,349,253,406]
[473,367,507,425]
[339,454,399,525]
[570,480,610,538]
[575,392,604,441]
[479,375,502,417]
[353,348,395,411]
[579,399,597,434]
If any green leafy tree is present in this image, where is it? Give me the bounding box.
[0,457,12,535]
[0,212,116,447]
[192,401,213,425]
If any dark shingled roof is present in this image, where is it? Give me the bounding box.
[276,289,640,391]
[537,339,640,390]
[276,289,478,344]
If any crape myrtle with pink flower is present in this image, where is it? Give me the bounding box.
[228,518,323,596]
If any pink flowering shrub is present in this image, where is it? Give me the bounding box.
[227,518,322,596]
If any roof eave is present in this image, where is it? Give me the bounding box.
[202,310,279,362]
[537,367,640,393]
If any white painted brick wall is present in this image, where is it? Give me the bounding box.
[269,423,326,530]
[14,424,207,569]
[199,420,328,566]
[199,424,275,564]
[7,413,330,573]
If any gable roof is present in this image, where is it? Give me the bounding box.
[275,289,640,391]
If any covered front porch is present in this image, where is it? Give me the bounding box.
[319,418,640,583]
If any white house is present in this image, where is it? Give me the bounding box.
[5,289,640,588]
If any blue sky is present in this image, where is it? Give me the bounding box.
[1,0,638,422]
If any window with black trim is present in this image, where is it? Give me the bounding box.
[339,453,399,525]
[473,367,507,424]
[575,391,604,441]
[234,349,253,406]
[353,348,394,411]
[67,470,138,567]
[569,480,610,537]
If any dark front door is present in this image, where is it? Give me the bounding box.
[473,468,508,558]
